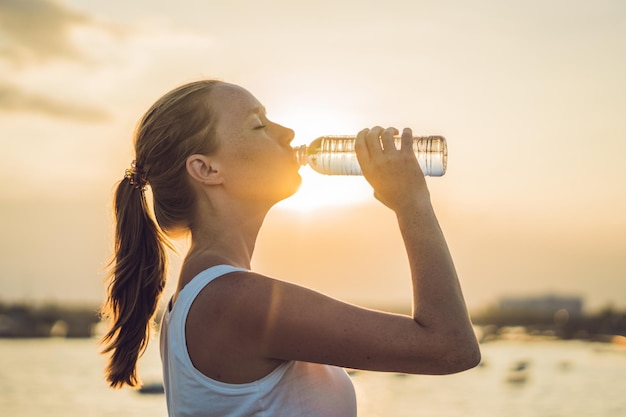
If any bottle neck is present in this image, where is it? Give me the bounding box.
[294,144,308,167]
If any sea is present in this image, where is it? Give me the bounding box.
[0,337,625,417]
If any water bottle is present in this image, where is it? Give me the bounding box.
[294,135,447,176]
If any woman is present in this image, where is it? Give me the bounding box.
[100,80,480,416]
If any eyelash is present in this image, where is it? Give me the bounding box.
[255,125,266,130]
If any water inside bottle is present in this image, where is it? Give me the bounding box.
[301,135,447,176]
[308,136,361,175]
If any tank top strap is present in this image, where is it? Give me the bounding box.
[175,264,249,312]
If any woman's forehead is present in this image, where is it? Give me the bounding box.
[211,83,261,112]
[210,83,264,138]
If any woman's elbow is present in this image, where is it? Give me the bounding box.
[440,339,482,374]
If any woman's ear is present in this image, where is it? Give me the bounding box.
[186,154,223,185]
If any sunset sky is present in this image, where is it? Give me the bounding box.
[1,0,625,313]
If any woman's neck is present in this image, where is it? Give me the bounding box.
[176,222,260,295]
[188,200,270,267]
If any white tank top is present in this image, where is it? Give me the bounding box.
[159,265,357,417]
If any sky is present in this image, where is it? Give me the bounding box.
[1,0,625,313]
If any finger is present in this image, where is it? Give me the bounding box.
[355,128,371,165]
[365,126,385,156]
[380,127,399,152]
[400,127,413,153]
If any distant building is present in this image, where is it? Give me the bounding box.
[499,295,583,318]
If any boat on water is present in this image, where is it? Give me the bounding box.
[138,382,164,394]
[505,360,530,384]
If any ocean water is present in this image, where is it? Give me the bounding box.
[0,338,625,417]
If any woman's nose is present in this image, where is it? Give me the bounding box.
[280,125,295,144]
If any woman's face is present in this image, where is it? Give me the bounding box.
[209,83,302,207]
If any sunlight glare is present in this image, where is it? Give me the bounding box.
[267,93,373,212]
[270,97,364,147]
[276,166,372,213]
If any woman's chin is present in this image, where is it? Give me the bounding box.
[273,175,303,205]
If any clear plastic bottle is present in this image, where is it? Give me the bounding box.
[294,135,447,176]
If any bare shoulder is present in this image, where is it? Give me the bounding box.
[183,270,288,383]
[187,270,324,326]
[189,269,283,309]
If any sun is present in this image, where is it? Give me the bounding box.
[262,86,374,213]
[275,166,372,213]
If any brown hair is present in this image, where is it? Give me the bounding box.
[100,80,222,388]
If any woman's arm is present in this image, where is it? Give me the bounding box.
[189,126,480,376]
[360,126,481,371]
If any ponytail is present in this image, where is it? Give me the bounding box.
[100,175,169,388]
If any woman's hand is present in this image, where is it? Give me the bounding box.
[355,126,430,212]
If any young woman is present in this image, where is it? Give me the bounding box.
[100,80,480,416]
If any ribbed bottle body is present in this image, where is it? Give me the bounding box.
[295,135,447,176]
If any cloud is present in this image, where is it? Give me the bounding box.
[0,0,121,65]
[0,0,220,122]
[0,82,110,122]
[0,1,120,120]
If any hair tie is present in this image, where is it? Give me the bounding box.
[124,160,148,190]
